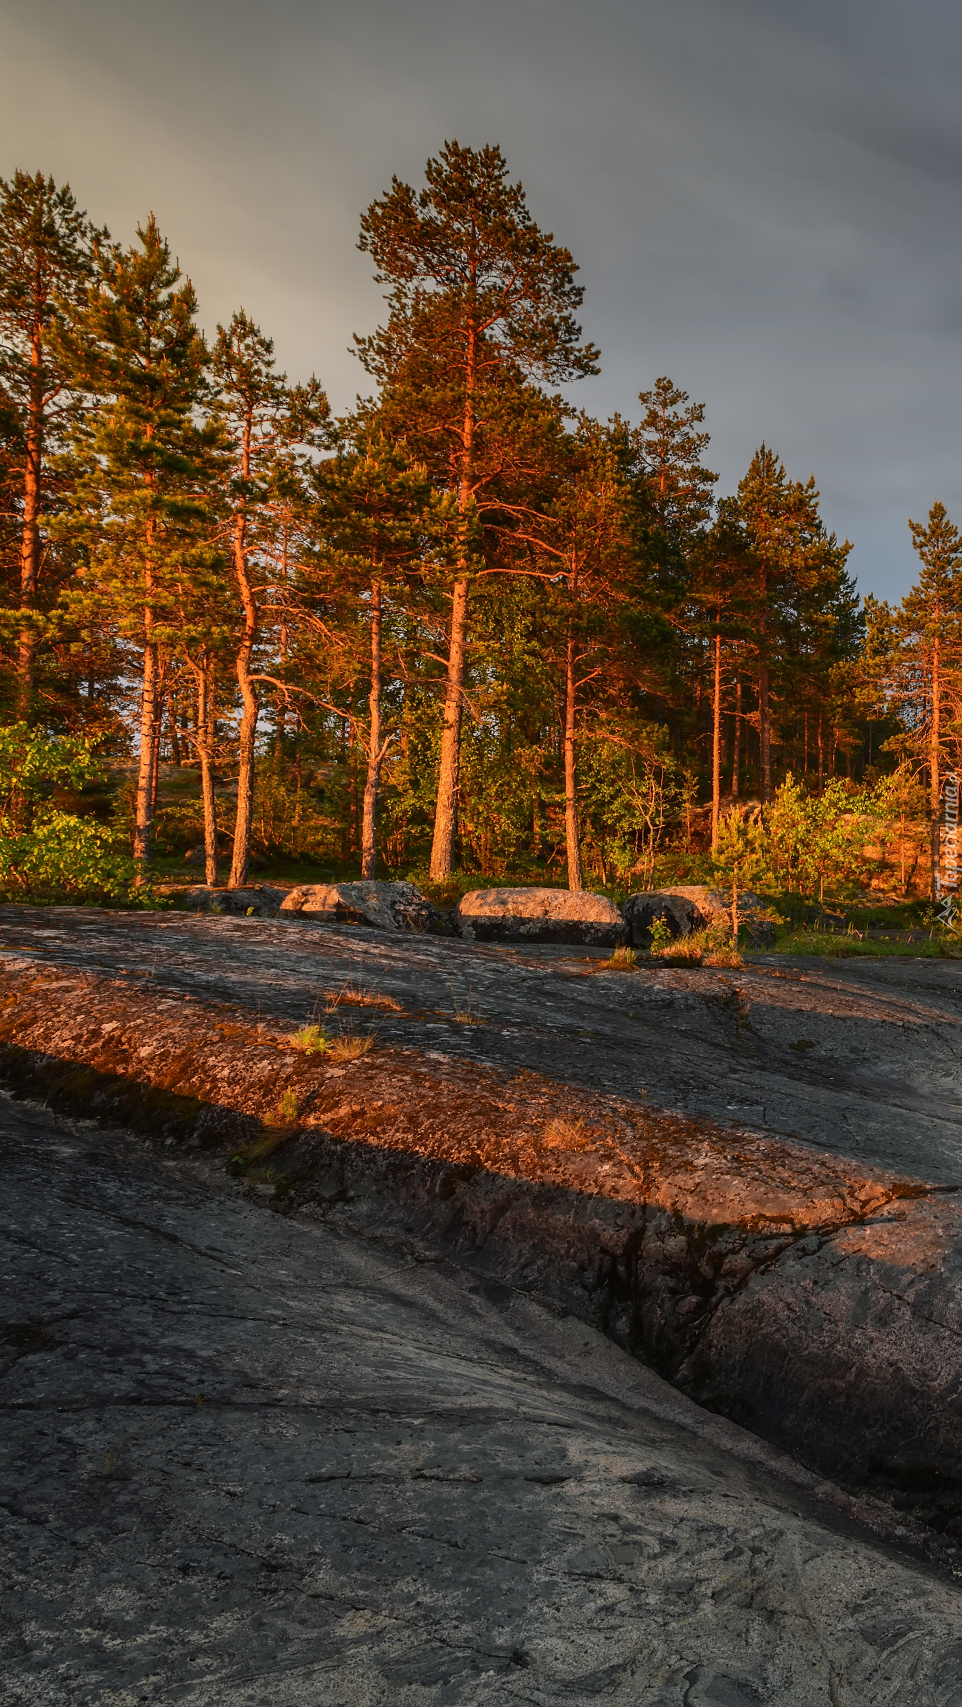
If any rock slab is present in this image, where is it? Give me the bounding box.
[455,885,627,946]
[4,1096,962,1703]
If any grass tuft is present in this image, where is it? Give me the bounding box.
[542,1115,592,1151]
[599,945,638,971]
[328,1029,375,1062]
[448,982,484,1025]
[324,981,403,1013]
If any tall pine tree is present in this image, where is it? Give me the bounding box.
[63,216,217,872]
[0,171,101,718]
[356,141,598,879]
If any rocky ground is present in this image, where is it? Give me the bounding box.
[4,904,962,1702]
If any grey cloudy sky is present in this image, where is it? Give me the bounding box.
[2,0,961,600]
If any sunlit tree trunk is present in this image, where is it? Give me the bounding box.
[758,662,772,804]
[133,630,158,875]
[190,657,219,886]
[731,675,741,798]
[711,630,722,851]
[16,327,42,721]
[564,628,583,891]
[228,420,257,890]
[430,325,476,880]
[930,636,942,901]
[132,505,158,877]
[361,579,384,880]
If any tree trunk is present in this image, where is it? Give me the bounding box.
[228,407,259,891]
[429,324,477,881]
[731,675,741,798]
[133,637,159,874]
[276,616,288,776]
[931,638,941,901]
[228,507,258,890]
[758,663,772,803]
[430,576,469,879]
[564,629,583,891]
[361,579,383,880]
[191,658,219,886]
[711,630,722,852]
[16,326,43,722]
[149,711,161,821]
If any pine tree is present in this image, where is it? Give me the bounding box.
[735,446,851,803]
[865,502,962,898]
[313,426,436,878]
[0,171,101,718]
[356,141,598,878]
[695,504,754,847]
[211,311,327,888]
[516,415,629,888]
[632,377,716,539]
[62,216,218,872]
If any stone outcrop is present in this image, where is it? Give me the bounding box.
[178,883,284,917]
[3,950,962,1552]
[8,1096,961,1702]
[279,878,441,933]
[623,885,776,948]
[454,885,627,946]
[9,905,962,1560]
[621,890,703,945]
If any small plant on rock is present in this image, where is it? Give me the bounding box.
[290,1024,329,1055]
[267,1087,300,1124]
[647,917,675,955]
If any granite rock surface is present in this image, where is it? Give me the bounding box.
[4,1094,962,1705]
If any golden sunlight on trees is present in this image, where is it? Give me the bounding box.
[0,149,955,915]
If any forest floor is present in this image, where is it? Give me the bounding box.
[5,906,962,1702]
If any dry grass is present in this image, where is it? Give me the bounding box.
[324,981,403,1013]
[598,945,638,971]
[328,1029,376,1062]
[653,929,743,969]
[448,982,484,1025]
[542,1115,593,1151]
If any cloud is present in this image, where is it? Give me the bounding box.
[3,0,961,600]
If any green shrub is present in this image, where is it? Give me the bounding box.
[0,724,140,904]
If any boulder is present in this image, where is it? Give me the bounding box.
[454,886,627,947]
[180,885,284,917]
[622,886,776,950]
[621,891,704,947]
[279,880,440,934]
[668,885,776,950]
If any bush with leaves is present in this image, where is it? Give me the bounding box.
[0,724,140,903]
